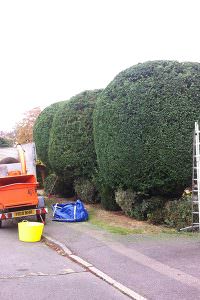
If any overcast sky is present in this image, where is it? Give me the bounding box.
[0,0,200,131]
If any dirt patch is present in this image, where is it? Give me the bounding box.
[87,204,140,227]
[86,203,170,233]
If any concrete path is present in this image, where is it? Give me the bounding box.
[43,210,200,300]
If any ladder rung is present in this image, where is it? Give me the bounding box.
[193,223,200,225]
[192,201,199,203]
[193,190,199,192]
[192,212,199,214]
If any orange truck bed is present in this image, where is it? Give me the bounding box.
[0,174,38,210]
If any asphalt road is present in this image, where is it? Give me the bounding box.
[44,215,200,300]
[3,214,200,300]
[0,220,130,300]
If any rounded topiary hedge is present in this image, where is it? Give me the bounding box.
[33,101,63,167]
[93,60,200,196]
[48,90,103,181]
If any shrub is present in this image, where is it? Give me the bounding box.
[147,208,165,225]
[93,60,200,197]
[74,178,98,203]
[36,168,44,188]
[44,173,74,196]
[44,174,58,195]
[124,194,165,221]
[115,189,136,215]
[115,187,168,223]
[143,196,167,224]
[163,196,192,230]
[48,90,102,181]
[33,101,63,167]
[115,188,192,229]
[100,185,120,211]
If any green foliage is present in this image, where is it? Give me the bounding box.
[48,90,102,182]
[115,189,165,222]
[33,102,63,167]
[163,196,192,230]
[142,196,167,224]
[44,174,58,195]
[93,60,200,196]
[147,209,165,225]
[127,194,165,221]
[100,185,120,211]
[0,137,13,147]
[36,169,44,188]
[44,173,74,196]
[74,178,98,203]
[115,187,192,229]
[115,188,136,215]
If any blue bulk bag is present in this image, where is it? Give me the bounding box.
[52,199,88,222]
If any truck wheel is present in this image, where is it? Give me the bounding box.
[0,220,2,228]
[37,214,46,223]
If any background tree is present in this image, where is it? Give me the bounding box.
[15,107,41,144]
[0,131,15,146]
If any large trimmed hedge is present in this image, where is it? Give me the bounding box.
[93,60,200,196]
[33,101,63,167]
[48,90,102,181]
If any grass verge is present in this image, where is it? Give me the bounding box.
[87,207,177,235]
[45,196,194,236]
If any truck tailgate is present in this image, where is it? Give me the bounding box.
[0,175,38,209]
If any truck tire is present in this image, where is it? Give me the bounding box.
[0,220,2,228]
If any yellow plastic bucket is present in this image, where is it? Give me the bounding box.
[18,221,44,242]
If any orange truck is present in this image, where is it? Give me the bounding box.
[0,144,47,228]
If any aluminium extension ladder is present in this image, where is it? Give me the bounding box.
[192,121,200,231]
[180,121,200,232]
